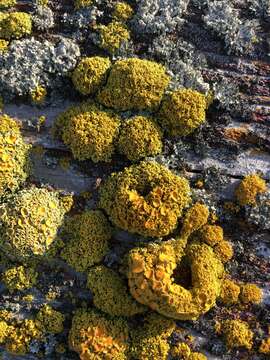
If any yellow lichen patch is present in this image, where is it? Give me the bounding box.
[55,103,121,162]
[158,88,207,137]
[87,265,146,317]
[181,203,209,237]
[214,240,233,263]
[171,342,192,358]
[219,279,240,306]
[0,114,30,196]
[99,161,191,238]
[30,85,47,104]
[2,265,37,292]
[0,321,8,343]
[131,313,176,360]
[235,174,267,206]
[0,0,16,8]
[189,352,208,360]
[0,38,8,52]
[199,224,223,247]
[0,187,68,261]
[61,210,112,272]
[74,0,93,9]
[97,21,130,54]
[118,116,163,161]
[69,309,129,360]
[239,283,262,305]
[217,319,253,350]
[259,337,270,354]
[36,305,64,334]
[72,57,111,95]
[128,238,224,320]
[113,2,133,21]
[0,12,32,39]
[98,58,170,111]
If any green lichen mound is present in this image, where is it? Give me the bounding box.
[118,116,163,161]
[36,305,64,334]
[0,187,67,261]
[98,58,170,111]
[158,88,207,137]
[69,309,129,360]
[130,313,176,360]
[2,265,37,293]
[55,103,121,162]
[0,115,30,196]
[0,12,32,39]
[87,265,146,317]
[99,161,191,238]
[97,21,130,54]
[0,0,16,9]
[61,210,112,273]
[72,57,111,96]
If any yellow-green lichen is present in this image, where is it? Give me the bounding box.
[0,321,8,343]
[69,309,129,360]
[0,12,32,39]
[87,265,146,317]
[61,210,112,272]
[189,353,208,360]
[72,57,111,96]
[235,174,267,206]
[213,240,233,263]
[0,0,16,9]
[239,283,262,305]
[98,58,170,111]
[0,187,68,261]
[36,305,64,334]
[199,224,223,247]
[30,85,47,104]
[113,2,133,21]
[0,38,8,52]
[118,116,163,161]
[0,114,31,196]
[171,342,192,358]
[130,313,176,360]
[55,103,121,162]
[97,21,130,54]
[217,319,253,350]
[259,337,270,354]
[99,161,191,238]
[158,88,207,137]
[2,265,37,292]
[181,203,209,237]
[219,279,240,306]
[74,0,93,9]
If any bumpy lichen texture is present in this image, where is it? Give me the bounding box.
[30,85,47,104]
[87,265,145,317]
[97,21,130,54]
[98,58,170,111]
[219,279,240,305]
[0,38,8,52]
[214,240,233,263]
[0,115,30,196]
[181,203,210,237]
[56,103,121,162]
[259,337,270,354]
[239,283,262,304]
[235,174,267,206]
[130,313,176,360]
[2,265,37,292]
[74,0,93,9]
[158,88,207,137]
[199,224,224,247]
[0,187,67,261]
[128,238,224,320]
[99,161,191,238]
[72,57,111,95]
[217,320,253,350]
[118,116,163,161]
[0,12,32,39]
[69,309,129,360]
[61,211,112,272]
[0,0,16,8]
[36,305,64,334]
[113,2,133,21]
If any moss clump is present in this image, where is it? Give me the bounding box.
[0,0,16,9]
[98,58,170,111]
[158,88,207,137]
[219,279,240,306]
[72,57,111,96]
[56,103,121,162]
[214,240,233,263]
[99,161,191,238]
[0,187,68,261]
[113,2,133,21]
[0,12,32,39]
[2,265,37,292]
[199,224,223,247]
[259,337,270,354]
[97,21,130,54]
[30,85,47,104]
[36,305,64,334]
[61,210,112,272]
[217,319,253,350]
[239,283,262,304]
[69,309,129,360]
[118,116,163,161]
[128,239,224,320]
[0,115,30,196]
[181,203,209,237]
[235,174,267,206]
[87,265,146,317]
[131,313,176,360]
[74,0,93,9]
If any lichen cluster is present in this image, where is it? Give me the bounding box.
[0,12,32,39]
[235,174,267,206]
[216,319,254,350]
[2,265,38,292]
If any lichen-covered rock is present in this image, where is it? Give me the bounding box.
[235,174,267,206]
[239,283,262,305]
[61,210,112,273]
[118,116,163,161]
[98,58,170,111]
[219,279,240,306]
[0,0,16,9]
[99,161,191,238]
[217,319,254,350]
[2,265,37,293]
[113,2,133,22]
[0,12,32,39]
[32,5,54,31]
[96,21,130,54]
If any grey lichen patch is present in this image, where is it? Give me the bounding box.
[32,5,55,31]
